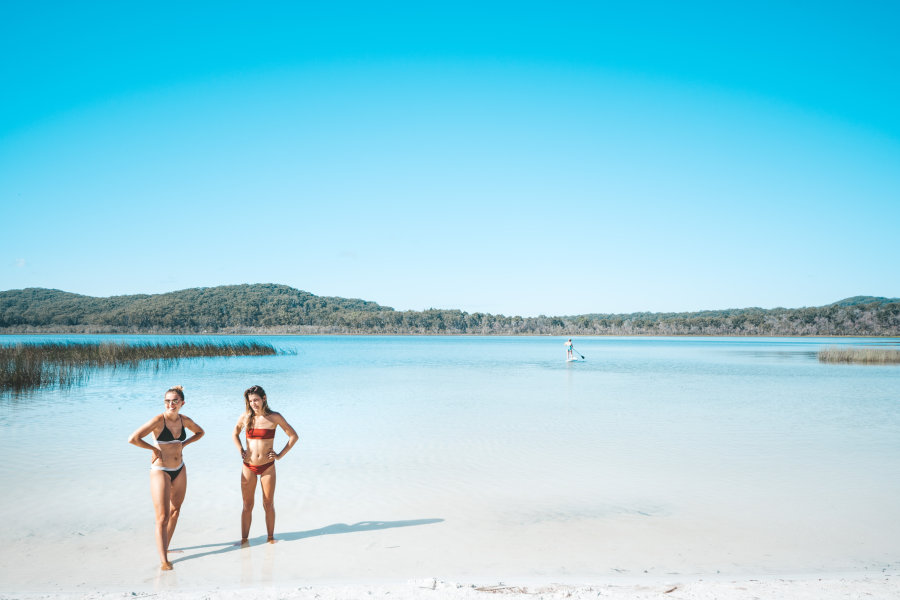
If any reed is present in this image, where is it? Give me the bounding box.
[817,346,900,364]
[0,340,276,392]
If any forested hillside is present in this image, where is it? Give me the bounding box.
[1,285,898,336]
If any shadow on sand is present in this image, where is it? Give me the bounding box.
[170,518,444,564]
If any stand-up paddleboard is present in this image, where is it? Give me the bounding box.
[564,339,584,362]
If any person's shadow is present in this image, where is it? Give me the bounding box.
[170,518,444,564]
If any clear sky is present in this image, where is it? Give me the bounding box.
[2,2,898,316]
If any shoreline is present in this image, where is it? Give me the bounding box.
[4,572,899,600]
[3,330,900,338]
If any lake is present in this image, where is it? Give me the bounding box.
[1,335,899,592]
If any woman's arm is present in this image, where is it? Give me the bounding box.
[128,415,163,462]
[270,413,299,460]
[180,415,205,447]
[232,416,247,460]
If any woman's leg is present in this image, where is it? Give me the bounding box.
[166,465,187,552]
[259,465,277,542]
[240,465,258,542]
[149,469,173,569]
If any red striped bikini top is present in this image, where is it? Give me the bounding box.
[246,427,276,439]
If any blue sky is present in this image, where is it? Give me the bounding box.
[2,2,898,316]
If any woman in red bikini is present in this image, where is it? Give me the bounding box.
[232,384,299,545]
[128,385,205,570]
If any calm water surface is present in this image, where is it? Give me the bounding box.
[1,335,899,588]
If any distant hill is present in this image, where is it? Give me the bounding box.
[0,284,388,331]
[1,284,898,336]
[829,296,899,307]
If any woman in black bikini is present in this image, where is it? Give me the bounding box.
[232,385,298,545]
[129,385,205,570]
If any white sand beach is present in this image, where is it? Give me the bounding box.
[2,511,898,599]
[3,575,900,600]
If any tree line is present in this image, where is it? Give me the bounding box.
[1,284,898,336]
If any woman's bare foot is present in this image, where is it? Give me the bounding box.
[233,538,250,547]
[267,536,278,544]
[161,561,174,571]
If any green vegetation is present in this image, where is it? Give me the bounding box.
[0,340,276,392]
[817,346,900,364]
[1,285,898,336]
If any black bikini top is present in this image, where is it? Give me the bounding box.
[157,416,186,443]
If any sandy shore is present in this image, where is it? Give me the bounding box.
[3,574,900,600]
[3,512,898,599]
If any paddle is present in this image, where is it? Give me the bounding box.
[571,346,585,360]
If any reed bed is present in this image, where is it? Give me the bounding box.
[0,340,276,392]
[817,346,900,364]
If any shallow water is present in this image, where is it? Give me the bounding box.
[1,335,899,591]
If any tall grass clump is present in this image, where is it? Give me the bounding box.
[817,346,900,364]
[0,340,276,392]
